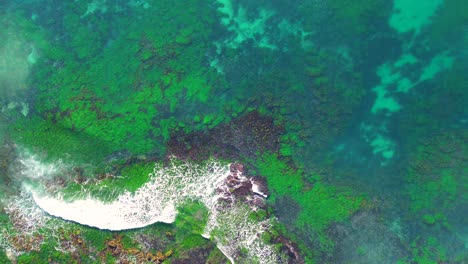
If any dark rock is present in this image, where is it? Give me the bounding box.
[166,111,284,161]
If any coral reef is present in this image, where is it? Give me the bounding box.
[0,0,466,263]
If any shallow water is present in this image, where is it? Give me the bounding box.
[0,0,467,263]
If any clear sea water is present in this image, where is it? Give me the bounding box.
[0,0,467,263]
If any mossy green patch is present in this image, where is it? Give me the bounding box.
[174,202,209,239]
[254,152,364,260]
[421,213,449,227]
[59,161,154,202]
[35,4,243,159]
[24,0,229,157]
[104,251,117,264]
[118,162,154,192]
[256,152,363,228]
[10,115,112,164]
[404,131,467,225]
[17,243,77,264]
[0,250,10,264]
[407,169,462,213]
[255,153,305,200]
[397,237,449,264]
[206,246,230,264]
[295,183,363,230]
[81,226,114,251]
[120,234,138,249]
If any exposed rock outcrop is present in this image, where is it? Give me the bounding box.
[216,163,268,210]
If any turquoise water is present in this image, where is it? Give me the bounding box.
[0,0,467,263]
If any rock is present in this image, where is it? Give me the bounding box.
[249,195,266,208]
[230,163,245,174]
[146,252,154,261]
[216,163,269,211]
[250,177,269,198]
[275,236,302,263]
[107,240,118,248]
[155,251,165,261]
[127,248,141,255]
[231,181,252,196]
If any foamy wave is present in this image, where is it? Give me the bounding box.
[31,158,229,230]
[15,155,281,263]
[205,204,280,263]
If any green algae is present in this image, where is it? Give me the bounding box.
[397,237,450,264]
[0,251,10,264]
[253,152,364,261]
[398,131,468,262]
[17,247,75,264]
[6,214,221,264]
[174,202,209,239]
[59,161,154,202]
[112,202,227,263]
[256,153,363,228]
[81,227,114,251]
[295,183,363,230]
[422,213,448,226]
[22,0,229,157]
[405,132,467,217]
[118,162,154,192]
[10,116,112,164]
[405,168,462,228]
[1,0,465,263]
[397,61,468,150]
[206,247,231,264]
[60,161,154,202]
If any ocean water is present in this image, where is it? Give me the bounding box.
[0,0,467,263]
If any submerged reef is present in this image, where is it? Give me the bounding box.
[0,0,467,263]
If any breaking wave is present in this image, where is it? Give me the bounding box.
[5,153,282,263]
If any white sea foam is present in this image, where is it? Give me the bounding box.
[31,158,229,230]
[9,154,281,263]
[18,154,60,180]
[0,16,37,100]
[252,181,268,198]
[3,189,49,234]
[204,203,281,263]
[0,188,54,260]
